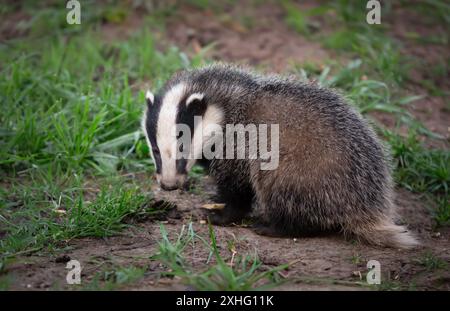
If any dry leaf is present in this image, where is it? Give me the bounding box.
[201,203,225,210]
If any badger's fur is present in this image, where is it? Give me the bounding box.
[142,64,418,249]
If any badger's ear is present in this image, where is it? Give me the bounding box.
[186,93,204,107]
[145,90,155,106]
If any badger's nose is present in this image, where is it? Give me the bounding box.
[160,183,178,191]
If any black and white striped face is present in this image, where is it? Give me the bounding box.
[141,83,223,191]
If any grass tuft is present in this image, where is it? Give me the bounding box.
[0,178,159,262]
[384,129,449,225]
[151,223,288,290]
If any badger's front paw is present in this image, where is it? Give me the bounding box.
[203,209,234,225]
[202,207,247,226]
[205,211,229,226]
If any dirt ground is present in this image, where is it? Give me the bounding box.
[6,175,450,290]
[3,1,449,290]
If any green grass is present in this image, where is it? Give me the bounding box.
[83,264,148,291]
[281,0,311,35]
[151,223,288,290]
[0,176,161,260]
[375,280,403,291]
[186,164,208,194]
[417,252,448,271]
[0,28,205,174]
[316,0,448,92]
[325,30,407,88]
[0,11,202,263]
[387,132,449,194]
[185,0,238,12]
[0,0,214,176]
[295,60,425,130]
[384,130,449,225]
[400,0,450,25]
[0,275,11,291]
[350,254,363,265]
[76,263,148,291]
[291,1,407,88]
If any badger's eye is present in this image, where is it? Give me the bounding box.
[152,148,160,156]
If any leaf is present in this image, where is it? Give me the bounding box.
[201,204,225,210]
[95,131,140,151]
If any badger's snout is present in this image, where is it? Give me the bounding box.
[157,174,187,191]
[160,183,178,191]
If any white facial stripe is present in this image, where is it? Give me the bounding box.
[141,107,156,166]
[157,83,187,183]
[187,104,224,171]
[186,92,204,106]
[146,90,154,104]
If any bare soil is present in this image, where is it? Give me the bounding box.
[6,176,450,291]
[165,2,330,71]
[3,1,449,290]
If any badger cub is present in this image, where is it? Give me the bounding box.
[142,64,418,249]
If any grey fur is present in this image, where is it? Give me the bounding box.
[145,63,419,249]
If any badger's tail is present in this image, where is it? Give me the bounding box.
[350,218,419,249]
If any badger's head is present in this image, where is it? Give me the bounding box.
[141,82,223,191]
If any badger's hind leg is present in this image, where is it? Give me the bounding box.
[250,169,305,237]
[250,189,320,238]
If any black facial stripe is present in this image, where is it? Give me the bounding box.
[176,158,187,175]
[176,96,208,137]
[175,95,208,174]
[145,95,163,174]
